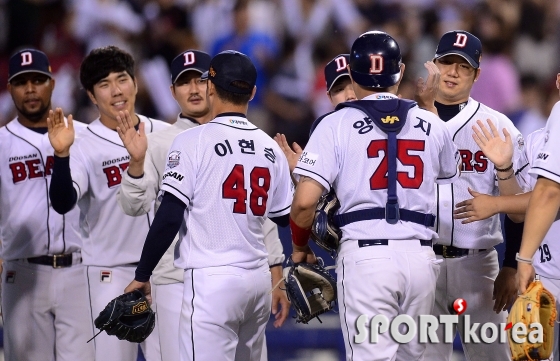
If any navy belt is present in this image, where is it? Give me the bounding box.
[27,254,78,268]
[433,245,487,258]
[358,239,432,248]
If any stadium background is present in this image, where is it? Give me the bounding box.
[0,0,559,360]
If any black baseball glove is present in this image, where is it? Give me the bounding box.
[284,258,337,324]
[311,189,341,256]
[93,289,156,343]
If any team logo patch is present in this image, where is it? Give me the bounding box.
[6,271,15,283]
[209,66,216,77]
[517,134,525,150]
[100,271,112,283]
[298,151,319,167]
[162,170,185,184]
[132,301,148,314]
[381,116,399,124]
[167,151,181,169]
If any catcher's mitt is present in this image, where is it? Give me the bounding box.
[283,258,337,324]
[507,280,557,361]
[93,289,156,343]
[311,189,341,255]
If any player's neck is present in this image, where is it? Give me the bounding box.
[210,101,248,120]
[435,95,469,106]
[99,113,139,130]
[180,112,213,125]
[17,112,49,128]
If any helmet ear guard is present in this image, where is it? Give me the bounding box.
[349,31,403,88]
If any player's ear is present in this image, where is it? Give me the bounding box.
[249,86,257,101]
[49,77,56,91]
[474,68,481,82]
[556,73,560,90]
[170,84,177,101]
[87,90,97,105]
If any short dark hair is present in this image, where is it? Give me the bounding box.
[213,80,252,105]
[80,46,135,93]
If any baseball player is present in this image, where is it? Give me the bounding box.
[116,49,290,361]
[290,31,461,360]
[124,50,292,361]
[46,46,169,361]
[0,49,94,361]
[422,31,529,361]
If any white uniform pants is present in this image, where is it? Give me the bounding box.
[337,239,440,361]
[86,265,160,361]
[2,260,95,361]
[180,265,271,361]
[154,280,271,361]
[423,248,511,361]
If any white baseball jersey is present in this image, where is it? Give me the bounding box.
[0,118,87,260]
[435,98,529,249]
[70,115,169,267]
[161,114,292,270]
[293,93,460,242]
[117,115,286,284]
[528,101,560,279]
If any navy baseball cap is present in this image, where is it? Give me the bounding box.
[170,50,211,84]
[325,54,350,91]
[435,31,482,69]
[8,49,52,82]
[201,50,256,94]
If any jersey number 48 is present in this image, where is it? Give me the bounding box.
[222,164,270,216]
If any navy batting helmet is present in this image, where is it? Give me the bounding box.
[350,31,402,88]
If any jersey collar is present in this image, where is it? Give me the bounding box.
[211,113,257,130]
[363,93,398,101]
[88,114,152,146]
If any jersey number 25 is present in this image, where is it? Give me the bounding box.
[222,164,270,216]
[368,139,425,189]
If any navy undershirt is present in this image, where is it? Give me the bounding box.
[434,101,467,122]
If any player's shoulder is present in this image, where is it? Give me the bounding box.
[476,100,515,125]
[138,115,170,133]
[309,110,337,136]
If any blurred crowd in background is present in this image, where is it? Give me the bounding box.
[0,0,559,147]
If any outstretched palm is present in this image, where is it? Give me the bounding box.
[47,108,75,156]
[472,119,513,169]
[116,110,147,162]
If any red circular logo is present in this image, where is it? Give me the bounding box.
[453,298,467,315]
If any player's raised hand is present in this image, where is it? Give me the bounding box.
[116,110,147,162]
[124,279,152,305]
[516,262,535,294]
[492,266,517,313]
[274,133,302,173]
[472,119,513,170]
[454,187,498,223]
[47,107,75,157]
[414,61,440,116]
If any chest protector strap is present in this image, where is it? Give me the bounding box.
[332,99,435,228]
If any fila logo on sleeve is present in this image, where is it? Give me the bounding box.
[453,34,468,48]
[9,155,54,184]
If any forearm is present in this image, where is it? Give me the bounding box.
[518,178,560,259]
[263,221,285,267]
[496,171,523,196]
[117,171,156,216]
[270,264,282,286]
[50,155,77,214]
[135,192,186,282]
[503,216,523,269]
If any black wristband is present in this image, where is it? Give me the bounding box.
[503,216,523,269]
[495,163,513,172]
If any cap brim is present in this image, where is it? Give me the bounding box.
[435,51,479,69]
[8,70,52,82]
[327,73,350,92]
[172,67,206,83]
[200,71,208,81]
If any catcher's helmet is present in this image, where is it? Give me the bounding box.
[350,31,402,88]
